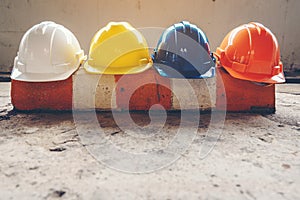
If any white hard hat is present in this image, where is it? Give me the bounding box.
[11,21,84,82]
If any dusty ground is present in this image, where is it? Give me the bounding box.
[0,82,299,200]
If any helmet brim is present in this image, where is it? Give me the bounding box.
[11,53,84,82]
[11,68,77,82]
[153,63,215,79]
[83,62,153,75]
[222,65,285,84]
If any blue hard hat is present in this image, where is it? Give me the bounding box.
[152,21,215,79]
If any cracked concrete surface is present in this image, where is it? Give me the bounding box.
[0,82,299,199]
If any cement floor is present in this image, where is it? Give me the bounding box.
[0,82,299,200]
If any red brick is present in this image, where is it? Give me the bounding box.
[11,77,72,111]
[115,69,171,110]
[216,67,275,113]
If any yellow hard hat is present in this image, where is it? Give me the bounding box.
[84,22,152,74]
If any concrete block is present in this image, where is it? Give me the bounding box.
[11,66,276,113]
[171,78,216,110]
[73,68,117,110]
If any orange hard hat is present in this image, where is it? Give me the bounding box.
[215,22,285,84]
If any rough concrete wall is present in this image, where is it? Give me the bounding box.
[0,0,299,74]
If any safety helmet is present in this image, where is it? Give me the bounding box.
[11,21,84,82]
[152,21,215,79]
[215,22,285,84]
[84,22,152,75]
